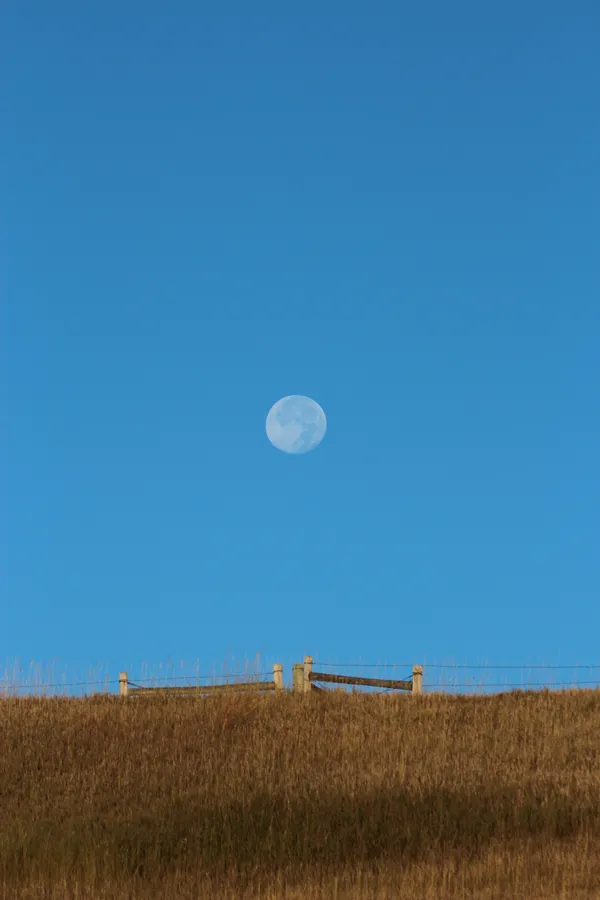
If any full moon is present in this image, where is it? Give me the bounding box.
[266,395,327,454]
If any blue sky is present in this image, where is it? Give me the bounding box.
[2,2,599,696]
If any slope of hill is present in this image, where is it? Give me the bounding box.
[1,687,599,898]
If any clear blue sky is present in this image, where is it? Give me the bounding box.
[2,2,599,696]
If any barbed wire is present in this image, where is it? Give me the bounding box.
[0,678,118,691]
[4,679,599,697]
[314,661,600,670]
[0,671,272,692]
[3,665,599,697]
[126,675,274,690]
[311,672,414,687]
[423,663,600,670]
[423,679,600,690]
[312,661,412,668]
[311,675,600,693]
[128,670,271,684]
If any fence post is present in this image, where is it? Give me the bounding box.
[273,664,283,691]
[119,672,128,698]
[292,663,304,693]
[303,655,313,694]
[412,665,423,696]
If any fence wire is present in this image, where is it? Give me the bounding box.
[126,675,274,690]
[0,670,273,694]
[129,670,272,685]
[423,680,600,690]
[313,661,600,670]
[0,678,118,692]
[312,661,413,668]
[422,663,600,669]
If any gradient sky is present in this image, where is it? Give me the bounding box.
[2,2,599,696]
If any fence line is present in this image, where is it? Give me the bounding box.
[296,657,423,696]
[129,670,275,685]
[307,671,413,691]
[313,661,600,670]
[423,679,600,691]
[119,665,284,699]
[312,662,413,669]
[2,658,600,700]
[0,678,118,692]
[419,663,600,670]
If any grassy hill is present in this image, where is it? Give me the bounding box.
[1,686,599,898]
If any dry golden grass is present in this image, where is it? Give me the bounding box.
[1,666,599,899]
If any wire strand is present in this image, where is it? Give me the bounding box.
[126,676,274,690]
[0,678,117,690]
[423,679,600,689]
[313,661,600,670]
[423,663,600,670]
[129,670,272,684]
[312,661,413,668]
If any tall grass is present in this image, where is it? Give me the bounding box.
[1,658,599,899]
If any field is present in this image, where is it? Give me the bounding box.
[1,674,599,899]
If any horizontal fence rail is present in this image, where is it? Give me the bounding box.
[119,665,284,698]
[309,671,413,691]
[295,657,423,695]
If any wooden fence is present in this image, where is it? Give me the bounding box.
[118,658,423,699]
[293,657,423,695]
[119,665,283,699]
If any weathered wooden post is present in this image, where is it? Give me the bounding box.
[273,663,283,691]
[412,664,423,696]
[119,672,129,698]
[292,663,304,693]
[303,655,313,694]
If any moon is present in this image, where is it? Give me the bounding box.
[266,395,327,454]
